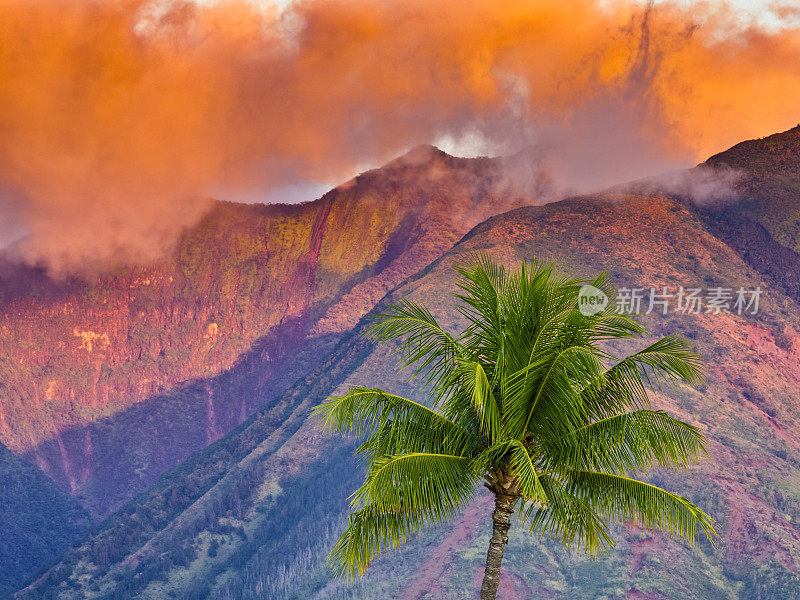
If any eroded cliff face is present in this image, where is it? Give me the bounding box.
[0,146,525,514]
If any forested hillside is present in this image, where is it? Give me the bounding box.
[0,441,89,598]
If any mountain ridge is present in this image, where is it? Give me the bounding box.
[18,125,800,598]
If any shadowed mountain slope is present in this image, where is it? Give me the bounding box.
[19,126,800,599]
[0,441,90,599]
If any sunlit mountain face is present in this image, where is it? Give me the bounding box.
[0,147,529,518]
[2,0,800,598]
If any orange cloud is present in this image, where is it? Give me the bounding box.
[0,0,798,272]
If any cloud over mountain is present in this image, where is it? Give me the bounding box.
[1,0,799,272]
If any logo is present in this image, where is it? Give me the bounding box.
[578,285,608,316]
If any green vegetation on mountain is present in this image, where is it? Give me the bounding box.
[0,441,90,598]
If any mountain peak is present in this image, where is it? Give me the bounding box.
[396,143,452,165]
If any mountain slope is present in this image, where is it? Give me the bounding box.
[20,128,800,599]
[0,146,525,516]
[705,124,800,253]
[701,124,800,301]
[0,441,90,599]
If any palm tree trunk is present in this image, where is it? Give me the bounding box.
[480,493,516,600]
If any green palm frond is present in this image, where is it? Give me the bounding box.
[313,387,480,457]
[500,261,586,374]
[329,504,423,580]
[314,387,447,437]
[368,299,463,396]
[579,335,704,422]
[507,441,547,503]
[565,471,717,546]
[541,410,708,474]
[333,452,477,580]
[353,452,476,517]
[628,334,705,388]
[520,473,614,556]
[503,345,604,441]
[453,252,505,360]
[586,313,647,342]
[454,357,500,442]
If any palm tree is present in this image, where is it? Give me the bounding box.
[314,253,716,600]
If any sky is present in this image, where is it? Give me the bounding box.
[204,0,800,197]
[659,0,792,28]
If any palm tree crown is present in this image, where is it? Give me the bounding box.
[314,253,716,598]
